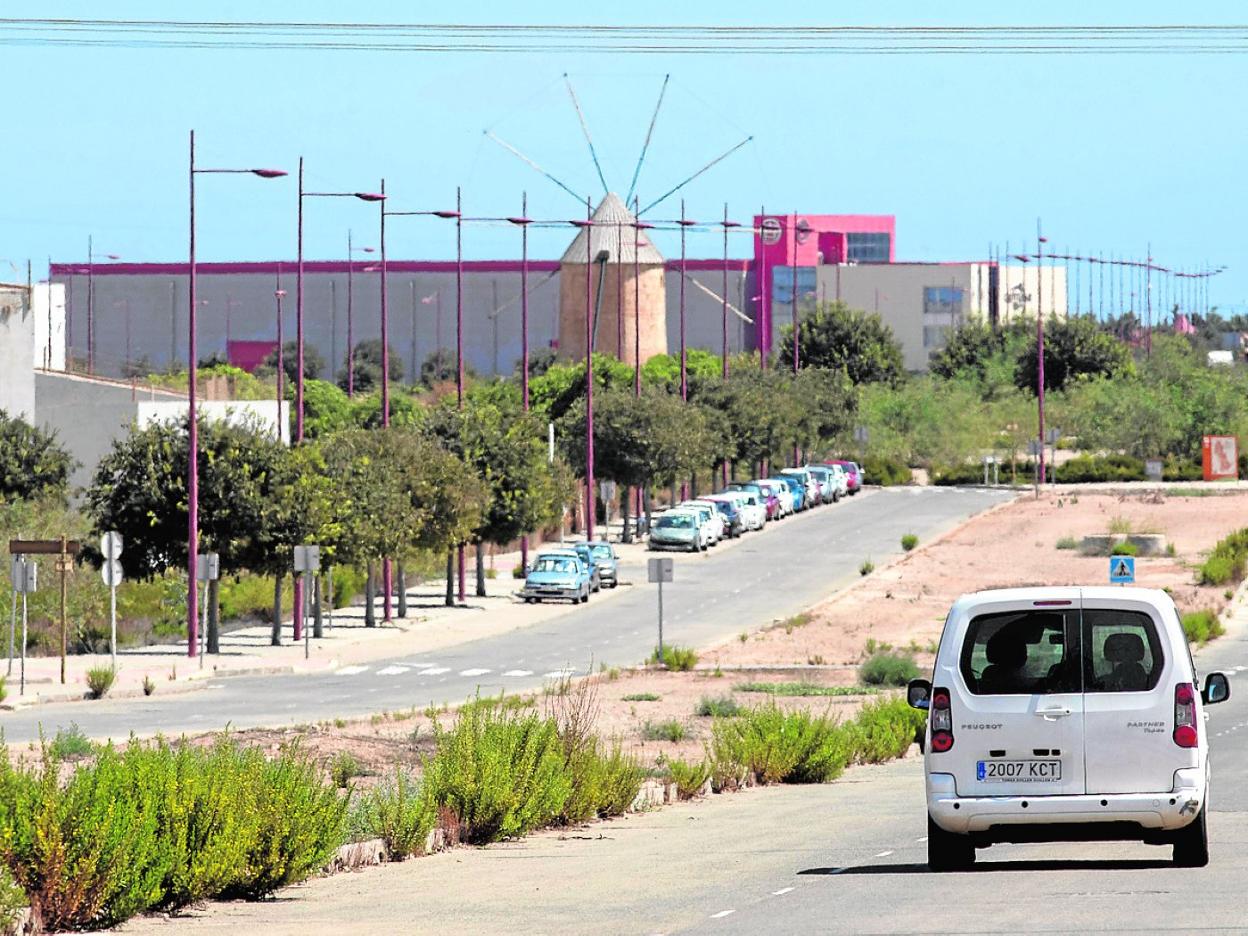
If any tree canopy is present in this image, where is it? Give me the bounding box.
[0,411,73,503]
[777,301,905,385]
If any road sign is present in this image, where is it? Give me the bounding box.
[760,217,782,245]
[1045,427,1062,445]
[1109,556,1135,584]
[853,426,870,444]
[100,560,123,588]
[647,557,673,583]
[100,531,123,561]
[1145,459,1164,482]
[8,539,80,556]
[293,544,321,573]
[1027,439,1043,456]
[9,557,22,590]
[196,552,220,582]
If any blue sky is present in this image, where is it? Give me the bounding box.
[2,2,1245,310]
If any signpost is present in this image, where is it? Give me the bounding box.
[8,558,36,695]
[647,557,673,665]
[982,455,999,486]
[100,532,123,671]
[195,552,220,667]
[1109,555,1136,585]
[294,545,322,657]
[9,538,79,683]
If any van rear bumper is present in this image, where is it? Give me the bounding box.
[927,770,1204,836]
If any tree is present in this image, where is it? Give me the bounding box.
[300,379,354,439]
[692,369,802,475]
[0,411,73,503]
[777,300,904,385]
[929,321,1005,379]
[337,339,403,394]
[420,349,477,387]
[1014,316,1133,394]
[256,341,326,385]
[516,346,558,378]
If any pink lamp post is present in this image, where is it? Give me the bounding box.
[346,233,375,397]
[632,206,654,397]
[187,129,286,658]
[506,196,534,569]
[721,206,740,486]
[274,278,287,440]
[86,237,120,375]
[1013,251,1045,491]
[570,204,596,540]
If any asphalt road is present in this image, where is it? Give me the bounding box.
[1,486,1010,744]
[119,613,1248,936]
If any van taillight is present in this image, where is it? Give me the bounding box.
[1174,682,1198,748]
[930,686,954,752]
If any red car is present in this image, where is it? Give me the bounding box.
[726,481,780,521]
[826,460,863,494]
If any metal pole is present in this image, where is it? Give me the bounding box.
[456,186,466,604]
[59,536,67,683]
[1146,244,1153,357]
[346,231,355,396]
[87,234,94,374]
[584,196,596,542]
[296,156,306,443]
[275,266,284,440]
[199,578,207,667]
[380,179,394,620]
[722,202,730,488]
[1036,223,1046,492]
[679,199,688,402]
[791,211,800,466]
[520,192,530,573]
[109,576,117,672]
[616,220,624,357]
[20,589,27,696]
[634,196,642,396]
[187,130,199,659]
[411,281,418,380]
[657,577,664,665]
[304,572,311,659]
[7,561,16,676]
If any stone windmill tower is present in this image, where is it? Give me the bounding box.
[557,192,666,365]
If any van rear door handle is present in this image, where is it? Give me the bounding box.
[1036,706,1073,719]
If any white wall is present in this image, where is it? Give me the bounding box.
[0,284,35,420]
[32,282,66,371]
[136,399,289,445]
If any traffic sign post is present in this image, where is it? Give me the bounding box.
[100,533,123,671]
[10,537,79,684]
[1109,555,1136,584]
[294,545,322,656]
[647,557,673,665]
[195,552,219,667]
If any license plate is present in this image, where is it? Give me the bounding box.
[976,759,1061,782]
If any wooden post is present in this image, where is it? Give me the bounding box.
[58,535,69,684]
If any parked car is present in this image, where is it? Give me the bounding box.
[805,465,839,504]
[568,543,603,593]
[519,552,591,604]
[770,475,808,512]
[907,586,1229,871]
[753,479,793,516]
[696,496,743,538]
[677,500,723,545]
[587,541,619,588]
[719,489,766,530]
[812,462,848,500]
[648,510,706,552]
[827,459,863,494]
[780,467,820,508]
[725,481,776,522]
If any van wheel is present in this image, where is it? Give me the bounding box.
[927,815,975,871]
[1173,807,1209,867]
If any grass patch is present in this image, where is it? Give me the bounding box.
[695,695,743,717]
[776,612,812,634]
[622,692,660,702]
[900,533,919,552]
[1182,609,1226,646]
[1110,540,1139,557]
[649,645,698,671]
[1055,535,1079,550]
[733,681,875,697]
[859,650,921,687]
[640,719,687,743]
[329,751,369,788]
[662,756,712,799]
[347,769,434,858]
[1108,515,1134,535]
[85,666,116,700]
[859,558,875,576]
[1199,529,1248,586]
[48,723,94,760]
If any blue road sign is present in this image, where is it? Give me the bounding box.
[1109,555,1135,584]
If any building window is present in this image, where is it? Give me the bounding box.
[846,232,890,264]
[924,325,950,349]
[923,286,964,320]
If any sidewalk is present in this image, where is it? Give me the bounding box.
[1,525,645,710]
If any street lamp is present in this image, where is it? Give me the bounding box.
[86,238,121,374]
[296,157,385,442]
[632,207,654,397]
[570,203,597,540]
[506,197,534,570]
[345,234,375,397]
[187,129,286,658]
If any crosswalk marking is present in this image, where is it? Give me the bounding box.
[335,665,370,676]
[376,665,409,676]
[503,669,534,677]
[460,668,491,677]
[420,667,451,676]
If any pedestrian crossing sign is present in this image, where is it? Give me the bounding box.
[1109,556,1135,584]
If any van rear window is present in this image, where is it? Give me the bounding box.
[960,611,1078,695]
[1082,610,1163,693]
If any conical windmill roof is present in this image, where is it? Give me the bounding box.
[559,192,665,264]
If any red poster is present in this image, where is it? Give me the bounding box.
[1202,435,1239,481]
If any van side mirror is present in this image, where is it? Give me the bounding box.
[1202,672,1231,705]
[907,678,932,710]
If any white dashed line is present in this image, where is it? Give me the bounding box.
[874,850,894,858]
[376,665,409,676]
[710,910,735,919]
[916,836,928,842]
[772,887,794,896]
[421,667,451,676]
[335,665,369,676]
[503,669,534,677]
[460,668,491,677]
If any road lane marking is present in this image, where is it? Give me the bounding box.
[772,887,794,895]
[421,667,451,675]
[503,669,534,677]
[460,668,491,676]
[874,850,894,858]
[335,665,369,675]
[710,910,735,919]
[376,665,409,676]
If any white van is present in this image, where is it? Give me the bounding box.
[908,587,1230,870]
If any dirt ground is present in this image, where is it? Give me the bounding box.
[82,489,1247,781]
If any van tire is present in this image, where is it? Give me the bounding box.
[927,815,975,871]
[1172,807,1209,867]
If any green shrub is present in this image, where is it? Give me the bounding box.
[695,695,742,717]
[663,756,712,799]
[512,563,525,579]
[640,720,687,743]
[85,666,116,700]
[0,864,26,934]
[142,675,155,696]
[859,558,874,576]
[1055,535,1078,550]
[1182,609,1226,646]
[622,692,660,702]
[847,698,927,763]
[649,645,698,671]
[1053,454,1146,483]
[860,650,920,687]
[1199,529,1248,586]
[329,751,367,788]
[710,704,854,786]
[900,533,919,552]
[859,454,910,486]
[574,741,645,820]
[421,705,570,844]
[48,723,93,760]
[1110,541,1139,557]
[347,769,434,859]
[733,681,874,697]
[0,676,6,704]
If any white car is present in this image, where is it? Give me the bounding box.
[908,587,1229,870]
[756,479,793,517]
[822,463,849,499]
[728,491,767,530]
[677,500,723,545]
[780,467,820,508]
